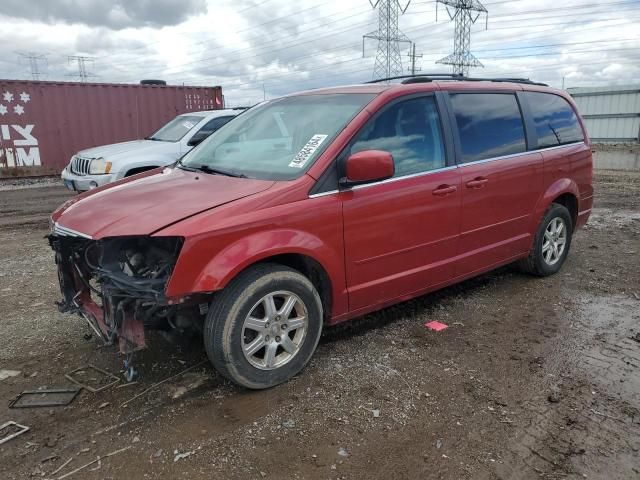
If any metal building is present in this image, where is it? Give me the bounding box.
[568,85,640,143]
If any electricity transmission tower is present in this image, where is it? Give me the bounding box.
[363,0,412,81]
[407,43,422,75]
[436,0,488,77]
[68,56,96,82]
[16,52,48,80]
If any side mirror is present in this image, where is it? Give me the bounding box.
[187,132,209,147]
[341,150,394,186]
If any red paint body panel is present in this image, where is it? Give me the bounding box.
[456,151,543,275]
[53,167,273,239]
[51,80,593,329]
[345,150,394,182]
[341,169,461,310]
[159,175,349,317]
[0,79,222,176]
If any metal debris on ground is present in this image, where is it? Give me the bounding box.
[173,450,195,462]
[424,320,449,331]
[0,369,21,381]
[55,446,131,479]
[9,388,81,408]
[64,365,120,393]
[49,458,73,476]
[121,360,208,407]
[0,421,30,445]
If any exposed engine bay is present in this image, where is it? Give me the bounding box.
[48,230,206,378]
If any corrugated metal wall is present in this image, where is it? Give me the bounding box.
[0,80,223,177]
[568,85,640,142]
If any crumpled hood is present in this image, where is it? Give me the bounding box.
[53,168,274,239]
[76,140,175,160]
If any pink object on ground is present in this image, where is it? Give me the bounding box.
[424,321,449,331]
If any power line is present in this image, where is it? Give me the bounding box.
[163,16,640,92]
[113,0,639,83]
[175,43,640,93]
[161,1,639,81]
[163,17,638,90]
[114,5,376,76]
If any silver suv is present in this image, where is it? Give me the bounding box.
[61,109,243,192]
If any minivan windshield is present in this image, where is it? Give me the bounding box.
[179,93,375,180]
[147,115,202,142]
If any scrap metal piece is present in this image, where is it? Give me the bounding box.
[0,421,30,445]
[9,388,81,408]
[65,365,120,393]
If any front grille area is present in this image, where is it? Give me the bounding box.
[70,156,92,175]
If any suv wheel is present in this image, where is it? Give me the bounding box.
[519,203,573,276]
[204,263,323,389]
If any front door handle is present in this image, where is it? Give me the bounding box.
[466,177,488,188]
[432,184,457,196]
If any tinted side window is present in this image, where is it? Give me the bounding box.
[450,93,527,163]
[351,96,446,177]
[199,116,234,135]
[523,92,584,148]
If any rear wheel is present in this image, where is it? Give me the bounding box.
[519,203,573,276]
[204,263,323,389]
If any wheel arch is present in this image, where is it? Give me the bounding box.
[251,253,333,323]
[551,192,578,228]
[166,230,345,319]
[531,178,579,229]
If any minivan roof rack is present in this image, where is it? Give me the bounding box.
[366,74,548,87]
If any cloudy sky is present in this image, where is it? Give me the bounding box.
[0,0,639,106]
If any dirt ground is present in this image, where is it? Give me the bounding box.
[0,171,639,480]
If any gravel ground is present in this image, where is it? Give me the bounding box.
[0,171,639,480]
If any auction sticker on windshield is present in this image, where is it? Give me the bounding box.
[289,134,328,168]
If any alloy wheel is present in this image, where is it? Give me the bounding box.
[542,217,567,266]
[241,290,308,370]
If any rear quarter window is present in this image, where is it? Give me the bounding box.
[449,93,527,163]
[523,92,584,148]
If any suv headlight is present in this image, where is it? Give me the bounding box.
[89,157,112,175]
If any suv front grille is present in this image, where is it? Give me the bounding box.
[70,156,92,175]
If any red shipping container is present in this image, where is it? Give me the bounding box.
[0,80,223,177]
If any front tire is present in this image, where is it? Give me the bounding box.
[519,203,573,276]
[204,263,323,389]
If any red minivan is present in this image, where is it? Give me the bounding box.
[49,75,593,388]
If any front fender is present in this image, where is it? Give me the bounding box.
[165,228,344,301]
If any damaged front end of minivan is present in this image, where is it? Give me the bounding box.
[48,224,207,377]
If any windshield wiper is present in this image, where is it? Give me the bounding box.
[177,163,198,172]
[196,165,247,178]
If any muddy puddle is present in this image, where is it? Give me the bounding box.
[575,295,640,406]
